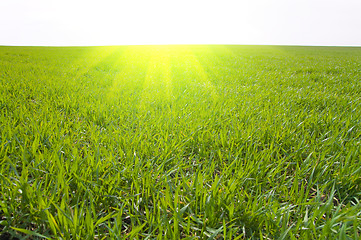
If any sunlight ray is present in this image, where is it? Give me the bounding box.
[197,46,226,79]
[162,52,173,103]
[138,47,173,111]
[71,46,121,81]
[105,46,151,103]
[181,46,219,101]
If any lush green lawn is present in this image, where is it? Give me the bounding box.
[0,45,360,239]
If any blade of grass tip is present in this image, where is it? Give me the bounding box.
[95,212,117,227]
[179,203,189,216]
[279,223,295,240]
[207,225,223,240]
[50,200,73,223]
[46,210,62,237]
[338,222,347,240]
[103,222,121,239]
[127,222,147,239]
[232,232,246,240]
[11,227,50,239]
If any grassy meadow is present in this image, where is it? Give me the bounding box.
[0,45,361,239]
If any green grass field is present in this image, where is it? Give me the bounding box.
[1,45,361,239]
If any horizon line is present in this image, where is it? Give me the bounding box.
[1,43,361,48]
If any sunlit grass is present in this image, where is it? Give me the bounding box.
[0,45,361,239]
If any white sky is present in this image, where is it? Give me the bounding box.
[0,0,360,46]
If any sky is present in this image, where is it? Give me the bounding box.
[0,0,360,46]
